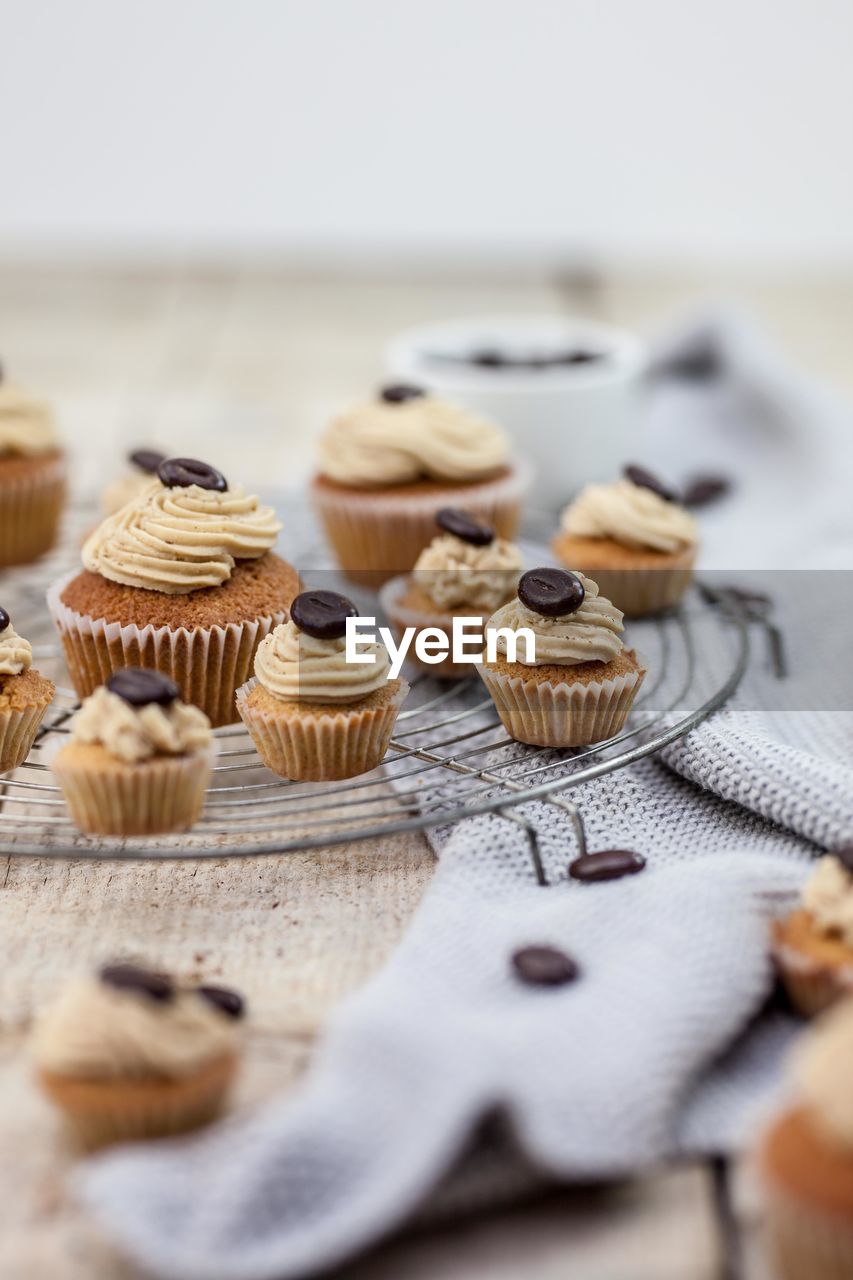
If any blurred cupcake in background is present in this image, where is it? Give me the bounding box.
[101,447,166,515]
[553,465,697,616]
[0,375,66,567]
[772,849,853,1017]
[0,606,55,772]
[311,384,529,586]
[379,507,523,679]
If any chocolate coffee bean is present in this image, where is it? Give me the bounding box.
[107,668,179,707]
[683,474,732,508]
[833,845,853,874]
[197,984,246,1020]
[0,606,9,633]
[380,384,426,404]
[100,963,175,1002]
[157,457,228,492]
[290,590,358,640]
[624,464,679,504]
[511,946,579,987]
[518,567,585,617]
[435,507,495,546]
[569,849,646,882]
[129,448,166,474]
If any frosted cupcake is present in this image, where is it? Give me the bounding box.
[237,589,408,781]
[0,607,55,771]
[311,384,528,585]
[553,465,697,616]
[31,962,243,1149]
[101,447,166,515]
[52,668,214,835]
[479,567,645,747]
[47,456,297,726]
[772,851,853,1017]
[379,508,523,679]
[0,378,66,566]
[760,999,853,1280]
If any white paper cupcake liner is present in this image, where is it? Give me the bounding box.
[378,574,488,680]
[762,1174,853,1280]
[46,571,288,727]
[478,659,644,747]
[580,564,695,617]
[0,452,66,567]
[0,701,51,772]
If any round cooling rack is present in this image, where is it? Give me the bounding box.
[0,497,751,876]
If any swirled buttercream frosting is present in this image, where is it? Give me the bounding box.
[318,395,509,487]
[254,619,391,704]
[0,384,59,456]
[802,855,853,945]
[486,572,624,666]
[82,480,282,593]
[414,534,523,612]
[101,470,151,516]
[72,687,212,763]
[0,624,32,676]
[562,479,697,553]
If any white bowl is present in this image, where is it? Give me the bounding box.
[385,314,647,510]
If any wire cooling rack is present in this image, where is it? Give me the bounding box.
[0,497,751,875]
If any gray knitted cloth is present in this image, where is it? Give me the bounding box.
[78,315,853,1279]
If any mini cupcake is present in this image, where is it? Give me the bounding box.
[101,447,166,514]
[379,507,523,679]
[0,378,66,567]
[0,607,55,771]
[772,850,853,1017]
[31,961,244,1149]
[311,383,529,586]
[553,465,698,616]
[47,456,298,726]
[760,998,853,1279]
[52,668,214,835]
[479,567,645,747]
[237,589,408,781]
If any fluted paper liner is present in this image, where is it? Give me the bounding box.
[479,660,645,748]
[553,543,696,617]
[379,574,487,680]
[0,701,51,772]
[52,743,214,835]
[0,452,66,567]
[37,1051,237,1150]
[47,571,288,727]
[236,677,409,781]
[762,1151,853,1280]
[771,926,853,1018]
[313,460,530,587]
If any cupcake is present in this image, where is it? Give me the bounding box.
[0,378,66,567]
[0,607,55,771]
[52,668,214,835]
[379,507,523,679]
[47,456,298,726]
[479,567,645,747]
[760,998,853,1279]
[311,383,529,586]
[772,850,853,1017]
[101,447,166,515]
[31,961,244,1149]
[553,465,698,616]
[237,589,408,781]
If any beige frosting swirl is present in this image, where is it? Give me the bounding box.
[101,469,152,516]
[30,978,238,1079]
[486,572,624,666]
[414,533,523,612]
[254,619,391,704]
[802,855,853,944]
[72,687,212,763]
[82,480,282,594]
[318,395,509,487]
[0,624,32,676]
[794,999,853,1148]
[0,384,59,456]
[562,479,697,553]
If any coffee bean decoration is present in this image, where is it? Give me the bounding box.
[511,945,579,987]
[197,984,246,1020]
[569,849,646,882]
[0,606,9,633]
[290,590,358,641]
[436,507,495,546]
[100,962,175,1002]
[833,845,853,874]
[518,567,585,618]
[380,384,426,404]
[682,473,732,509]
[624,464,679,504]
[129,448,166,474]
[107,667,179,708]
[157,457,228,492]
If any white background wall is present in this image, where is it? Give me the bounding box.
[2,0,852,266]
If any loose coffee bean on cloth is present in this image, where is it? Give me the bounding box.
[80,312,853,1280]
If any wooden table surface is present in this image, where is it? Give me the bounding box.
[3,260,847,1279]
